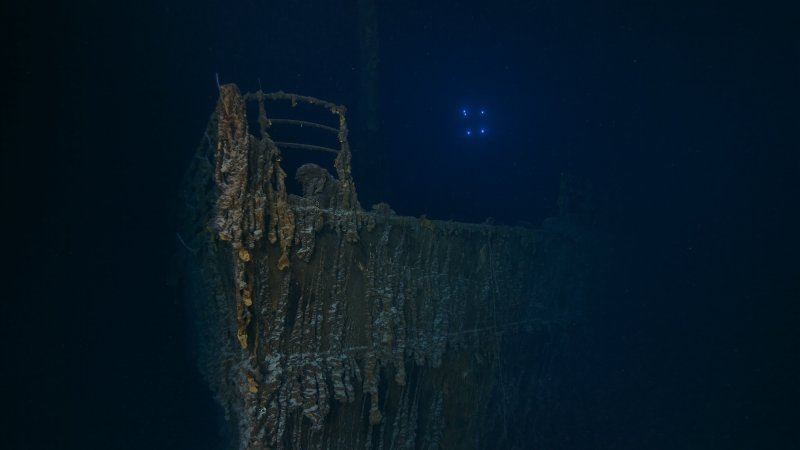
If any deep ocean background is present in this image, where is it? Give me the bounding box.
[3,0,798,449]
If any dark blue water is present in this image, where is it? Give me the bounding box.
[4,1,797,449]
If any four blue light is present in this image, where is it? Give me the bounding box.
[461,107,488,138]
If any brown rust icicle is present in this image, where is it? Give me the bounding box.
[214,84,250,248]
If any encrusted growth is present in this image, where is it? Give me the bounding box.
[181,84,584,450]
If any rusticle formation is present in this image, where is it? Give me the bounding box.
[179,84,589,449]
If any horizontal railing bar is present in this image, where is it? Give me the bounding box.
[244,91,346,116]
[268,118,339,134]
[274,142,340,154]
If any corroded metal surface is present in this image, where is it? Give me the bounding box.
[180,85,582,449]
